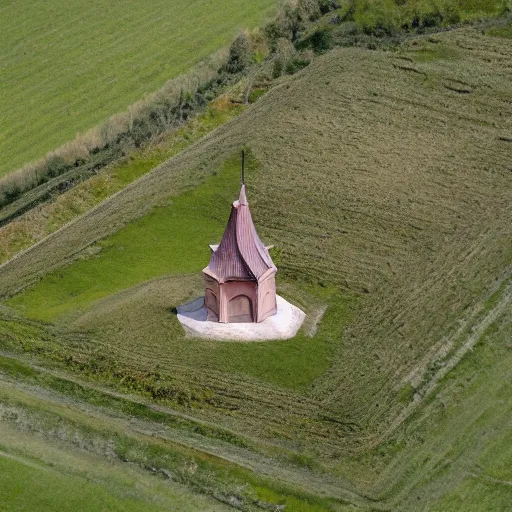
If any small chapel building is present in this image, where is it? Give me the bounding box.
[202,181,277,323]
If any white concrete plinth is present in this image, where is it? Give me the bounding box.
[177,295,305,341]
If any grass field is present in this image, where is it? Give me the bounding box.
[7,156,243,321]
[0,22,511,511]
[0,373,352,511]
[0,455,163,512]
[0,451,227,512]
[3,25,511,440]
[0,0,275,177]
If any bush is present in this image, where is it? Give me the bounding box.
[420,8,444,27]
[283,4,304,42]
[297,26,335,53]
[353,0,401,36]
[318,0,341,14]
[263,20,287,50]
[46,155,68,178]
[264,5,297,49]
[311,26,335,52]
[3,183,22,203]
[272,37,296,77]
[296,0,322,21]
[396,1,465,30]
[335,20,360,36]
[442,2,462,24]
[272,59,283,78]
[224,33,252,74]
[264,1,320,49]
[247,29,269,63]
[285,56,311,74]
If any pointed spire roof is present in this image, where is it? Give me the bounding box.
[203,185,276,283]
[238,183,248,205]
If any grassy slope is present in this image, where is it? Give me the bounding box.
[0,370,354,512]
[1,285,510,511]
[66,273,349,391]
[377,289,512,511]
[0,455,160,512]
[0,25,511,511]
[7,157,241,321]
[0,0,275,177]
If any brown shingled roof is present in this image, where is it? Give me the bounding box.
[203,185,276,283]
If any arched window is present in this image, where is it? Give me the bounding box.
[228,295,253,323]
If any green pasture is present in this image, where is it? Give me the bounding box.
[0,451,223,512]
[0,0,275,176]
[368,302,512,510]
[0,454,158,512]
[456,0,506,20]
[1,23,512,511]
[0,453,340,512]
[0,103,245,265]
[0,383,345,512]
[486,20,512,38]
[6,154,244,321]
[70,275,353,391]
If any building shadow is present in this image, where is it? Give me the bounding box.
[176,297,207,322]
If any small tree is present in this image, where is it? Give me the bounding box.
[264,4,303,49]
[225,33,252,74]
[318,0,340,14]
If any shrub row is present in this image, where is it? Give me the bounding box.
[264,0,507,59]
[339,0,507,38]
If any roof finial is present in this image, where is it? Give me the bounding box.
[241,150,245,185]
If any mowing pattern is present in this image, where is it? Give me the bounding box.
[1,26,512,481]
[373,300,512,510]
[0,0,275,176]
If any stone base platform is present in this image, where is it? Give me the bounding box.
[177,295,305,341]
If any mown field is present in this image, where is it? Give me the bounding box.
[1,21,511,511]
[0,0,276,177]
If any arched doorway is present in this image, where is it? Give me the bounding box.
[228,295,253,323]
